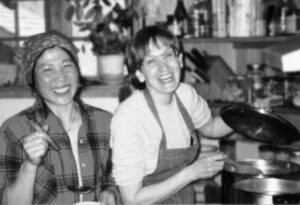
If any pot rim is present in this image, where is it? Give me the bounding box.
[224,158,300,175]
[233,177,300,195]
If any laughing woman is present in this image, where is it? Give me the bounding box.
[110,26,233,204]
[0,31,119,205]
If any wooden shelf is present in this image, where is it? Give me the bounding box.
[0,86,32,98]
[0,84,131,98]
[182,36,292,48]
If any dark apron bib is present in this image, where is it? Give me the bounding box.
[142,90,201,204]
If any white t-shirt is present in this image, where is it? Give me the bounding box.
[110,83,212,186]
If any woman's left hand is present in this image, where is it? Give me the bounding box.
[99,190,116,205]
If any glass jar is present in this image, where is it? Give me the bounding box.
[188,0,210,37]
[246,63,265,103]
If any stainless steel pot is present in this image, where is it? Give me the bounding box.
[219,103,300,203]
[222,159,300,204]
[233,178,300,204]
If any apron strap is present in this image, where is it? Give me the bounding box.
[143,89,167,148]
[143,90,199,148]
[174,94,199,143]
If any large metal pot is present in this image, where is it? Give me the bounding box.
[220,103,300,203]
[222,159,300,204]
[233,178,300,204]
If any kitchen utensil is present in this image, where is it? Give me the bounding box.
[223,158,263,175]
[233,178,300,204]
[222,159,300,204]
[190,48,209,72]
[184,51,210,83]
[50,143,95,194]
[27,120,94,194]
[224,159,300,175]
[220,103,300,145]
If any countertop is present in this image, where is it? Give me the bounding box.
[2,85,300,115]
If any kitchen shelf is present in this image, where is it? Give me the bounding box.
[182,36,292,48]
[0,84,130,98]
[181,35,296,78]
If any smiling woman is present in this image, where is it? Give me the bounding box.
[0,30,120,205]
[34,47,79,106]
[110,26,232,205]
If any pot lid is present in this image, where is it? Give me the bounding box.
[220,104,300,145]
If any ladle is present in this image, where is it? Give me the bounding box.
[223,158,263,175]
[50,141,94,194]
[26,121,95,194]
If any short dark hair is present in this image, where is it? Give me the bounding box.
[125,26,180,90]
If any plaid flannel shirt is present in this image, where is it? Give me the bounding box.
[0,97,119,204]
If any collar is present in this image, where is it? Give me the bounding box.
[29,96,94,126]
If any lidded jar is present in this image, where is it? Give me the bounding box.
[246,63,266,101]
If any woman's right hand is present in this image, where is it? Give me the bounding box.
[22,122,51,166]
[186,152,226,181]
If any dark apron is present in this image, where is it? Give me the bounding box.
[142,90,201,204]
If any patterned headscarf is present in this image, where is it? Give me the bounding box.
[15,30,79,86]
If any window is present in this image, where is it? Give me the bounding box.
[70,0,126,82]
[0,0,45,86]
[0,0,45,37]
[0,0,127,86]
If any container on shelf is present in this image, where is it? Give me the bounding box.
[173,0,189,37]
[246,63,266,104]
[188,0,211,38]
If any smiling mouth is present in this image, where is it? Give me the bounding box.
[158,74,174,83]
[53,86,70,94]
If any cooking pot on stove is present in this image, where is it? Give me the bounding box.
[220,104,300,203]
[222,158,300,203]
[233,178,300,204]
